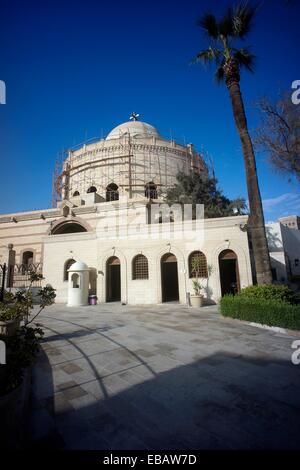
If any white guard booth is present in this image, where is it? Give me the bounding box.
[67,260,90,307]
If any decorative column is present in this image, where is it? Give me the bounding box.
[2,244,16,288]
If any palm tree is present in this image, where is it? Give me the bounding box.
[194,2,272,284]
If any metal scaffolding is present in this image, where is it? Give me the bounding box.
[51,134,208,207]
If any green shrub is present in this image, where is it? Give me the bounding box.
[0,326,44,395]
[0,302,24,321]
[291,292,300,305]
[239,284,294,303]
[220,295,300,330]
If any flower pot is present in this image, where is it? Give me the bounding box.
[88,295,98,305]
[190,295,204,308]
[0,318,21,337]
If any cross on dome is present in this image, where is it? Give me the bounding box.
[130,112,140,121]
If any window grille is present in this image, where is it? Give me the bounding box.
[133,254,149,280]
[188,251,208,278]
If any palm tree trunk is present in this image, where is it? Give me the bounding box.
[226,77,272,284]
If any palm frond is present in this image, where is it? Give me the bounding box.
[219,7,234,37]
[233,48,255,71]
[192,47,222,65]
[197,13,219,39]
[232,2,258,38]
[215,63,225,83]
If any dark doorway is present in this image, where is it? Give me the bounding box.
[106,256,121,302]
[22,251,33,267]
[161,253,179,302]
[219,249,240,296]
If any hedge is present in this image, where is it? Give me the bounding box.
[220,295,300,330]
[238,284,295,303]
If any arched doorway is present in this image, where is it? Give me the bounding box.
[161,253,179,302]
[106,256,121,302]
[22,250,33,267]
[219,249,240,296]
[22,250,34,274]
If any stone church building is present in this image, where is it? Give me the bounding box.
[0,118,253,304]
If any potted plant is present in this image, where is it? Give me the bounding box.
[190,256,205,307]
[191,279,204,307]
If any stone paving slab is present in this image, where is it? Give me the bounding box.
[27,303,300,450]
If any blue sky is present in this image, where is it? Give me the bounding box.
[0,0,299,220]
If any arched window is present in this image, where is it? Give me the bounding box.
[132,254,149,280]
[22,250,34,267]
[51,221,88,235]
[87,186,97,193]
[188,251,208,278]
[21,250,34,274]
[145,181,157,199]
[64,259,75,281]
[106,183,119,201]
[71,273,80,288]
[73,190,80,196]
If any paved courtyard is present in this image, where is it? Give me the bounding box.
[28,303,300,449]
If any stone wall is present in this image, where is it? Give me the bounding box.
[42,211,252,305]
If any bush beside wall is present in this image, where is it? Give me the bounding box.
[238,284,295,303]
[220,295,300,330]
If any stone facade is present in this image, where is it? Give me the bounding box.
[0,119,253,304]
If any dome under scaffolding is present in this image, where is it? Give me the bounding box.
[52,116,207,207]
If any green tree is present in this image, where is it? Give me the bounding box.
[193,2,272,284]
[165,170,246,218]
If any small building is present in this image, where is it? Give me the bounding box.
[67,260,90,307]
[266,221,300,282]
[278,215,300,230]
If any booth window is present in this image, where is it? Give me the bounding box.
[71,273,80,288]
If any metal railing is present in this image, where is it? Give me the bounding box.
[8,263,43,288]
